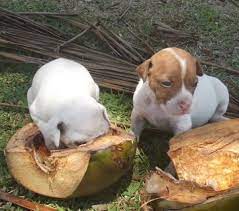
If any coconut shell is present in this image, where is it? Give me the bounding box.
[169,119,239,191]
[5,123,136,198]
[143,168,239,211]
[143,119,239,210]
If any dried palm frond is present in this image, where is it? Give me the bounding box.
[0,7,239,118]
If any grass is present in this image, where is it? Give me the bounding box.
[0,0,239,210]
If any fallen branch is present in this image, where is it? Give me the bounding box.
[0,103,29,112]
[111,120,131,129]
[123,21,155,55]
[0,190,56,211]
[1,8,239,118]
[0,52,47,65]
[0,7,138,92]
[56,24,93,53]
[228,0,239,8]
[153,22,198,40]
[200,60,239,76]
[140,197,162,210]
[18,12,79,16]
[105,2,121,10]
[0,7,65,39]
[87,22,144,63]
[119,0,133,20]
[225,112,239,118]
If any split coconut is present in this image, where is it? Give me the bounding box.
[143,119,239,210]
[5,123,136,198]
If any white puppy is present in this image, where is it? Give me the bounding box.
[28,58,110,149]
[131,47,229,138]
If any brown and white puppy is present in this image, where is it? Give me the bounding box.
[131,47,229,137]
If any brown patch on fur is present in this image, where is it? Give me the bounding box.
[136,47,202,104]
[148,51,182,104]
[196,60,203,76]
[171,48,202,93]
[136,59,152,81]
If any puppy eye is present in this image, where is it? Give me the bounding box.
[193,78,198,87]
[161,80,172,88]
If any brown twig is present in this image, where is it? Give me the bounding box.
[140,197,162,210]
[0,52,46,64]
[0,7,65,39]
[225,112,239,118]
[119,0,133,20]
[200,60,239,76]
[0,190,56,211]
[0,103,29,112]
[86,22,143,63]
[154,22,198,40]
[105,2,121,10]
[227,79,239,94]
[56,25,93,53]
[111,120,131,129]
[132,175,144,181]
[17,12,79,16]
[228,0,239,8]
[98,23,145,62]
[123,21,155,55]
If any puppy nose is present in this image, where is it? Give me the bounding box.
[178,101,191,111]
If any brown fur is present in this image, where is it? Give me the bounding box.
[136,48,203,104]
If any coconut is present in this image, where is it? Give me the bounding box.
[143,119,239,210]
[5,123,136,198]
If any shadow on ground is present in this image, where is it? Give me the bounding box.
[138,129,172,170]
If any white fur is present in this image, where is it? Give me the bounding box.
[28,58,110,149]
[166,84,193,116]
[131,74,229,137]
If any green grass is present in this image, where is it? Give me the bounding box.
[0,0,239,210]
[100,92,132,126]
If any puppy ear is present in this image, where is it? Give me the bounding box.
[196,60,203,76]
[51,126,61,149]
[57,121,65,134]
[39,118,62,149]
[136,59,152,81]
[99,104,111,126]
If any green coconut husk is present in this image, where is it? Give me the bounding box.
[5,123,136,198]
